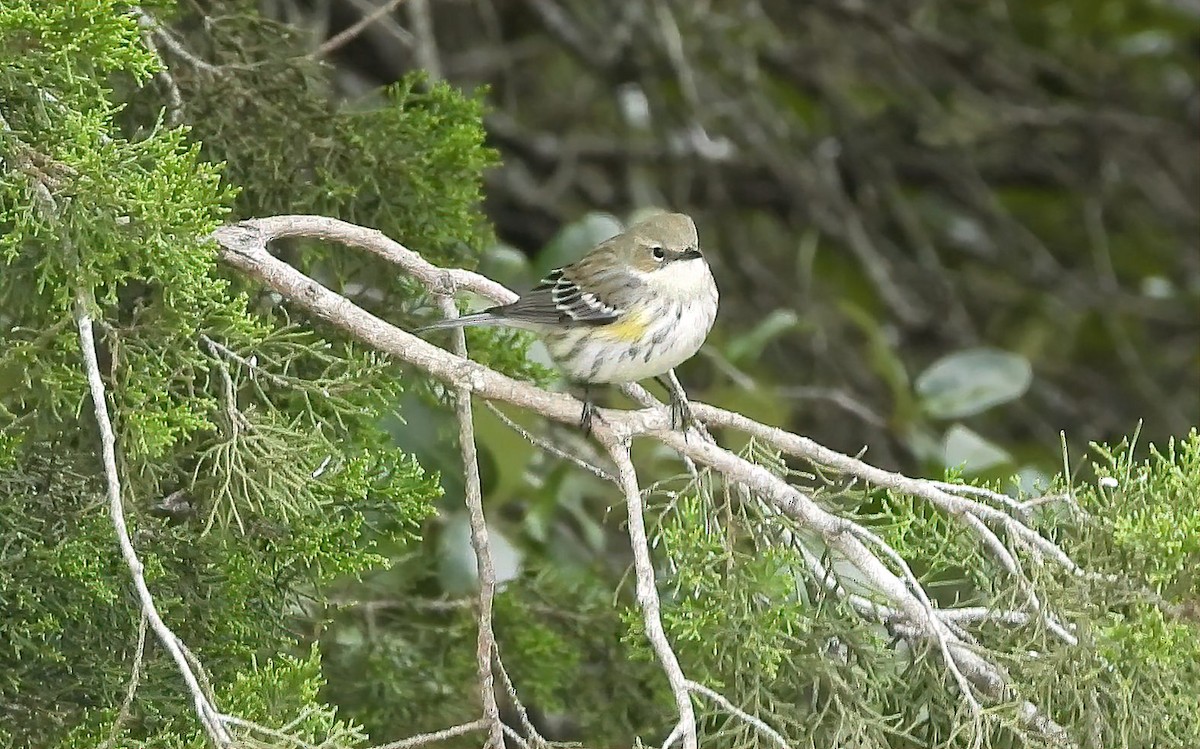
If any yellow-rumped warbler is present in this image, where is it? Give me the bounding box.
[420,212,718,433]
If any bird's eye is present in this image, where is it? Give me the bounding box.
[651,246,666,261]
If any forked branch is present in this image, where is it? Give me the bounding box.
[212,214,1080,747]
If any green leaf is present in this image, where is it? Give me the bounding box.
[534,212,622,276]
[477,241,534,290]
[941,424,1013,474]
[916,348,1032,418]
[437,512,522,595]
[726,309,800,364]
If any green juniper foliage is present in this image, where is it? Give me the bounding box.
[0,2,486,746]
[2,2,1199,749]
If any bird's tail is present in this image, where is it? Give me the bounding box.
[416,310,504,333]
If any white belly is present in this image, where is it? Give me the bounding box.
[545,292,718,384]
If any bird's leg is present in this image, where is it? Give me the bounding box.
[655,369,697,432]
[579,383,602,437]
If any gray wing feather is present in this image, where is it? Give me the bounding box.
[494,269,621,327]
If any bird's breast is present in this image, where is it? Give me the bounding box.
[545,291,717,385]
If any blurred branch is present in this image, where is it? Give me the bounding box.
[483,401,619,485]
[373,719,489,749]
[405,0,441,78]
[314,0,409,58]
[101,611,148,749]
[519,0,622,73]
[135,8,222,74]
[212,214,1087,745]
[136,16,185,127]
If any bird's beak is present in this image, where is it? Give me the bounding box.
[678,248,703,260]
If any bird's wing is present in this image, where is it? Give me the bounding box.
[495,268,622,327]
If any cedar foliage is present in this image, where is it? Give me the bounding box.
[1,3,1197,749]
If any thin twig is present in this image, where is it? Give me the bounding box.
[75,290,231,746]
[201,334,294,389]
[138,23,185,127]
[483,401,618,484]
[602,439,698,749]
[847,523,984,717]
[437,294,504,748]
[101,610,148,749]
[958,512,1078,646]
[928,479,1030,516]
[493,647,547,748]
[135,9,222,74]
[685,680,789,749]
[690,403,1083,574]
[314,0,409,58]
[500,723,532,749]
[371,719,490,749]
[218,713,317,748]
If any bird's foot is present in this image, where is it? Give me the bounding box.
[657,372,702,436]
[578,385,608,437]
[579,398,608,437]
[668,389,697,432]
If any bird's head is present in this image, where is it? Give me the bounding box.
[620,212,704,274]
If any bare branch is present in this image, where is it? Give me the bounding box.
[76,290,232,747]
[602,438,697,749]
[493,648,548,748]
[101,611,148,749]
[520,0,617,72]
[314,0,409,59]
[685,680,788,749]
[405,0,442,78]
[690,403,1083,573]
[370,719,490,749]
[218,215,517,305]
[210,214,1080,746]
[847,523,984,717]
[436,293,504,748]
[135,9,222,74]
[137,22,185,127]
[219,713,319,748]
[482,401,618,485]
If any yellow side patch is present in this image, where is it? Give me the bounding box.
[597,312,649,342]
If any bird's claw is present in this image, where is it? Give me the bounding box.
[668,390,700,436]
[579,398,606,437]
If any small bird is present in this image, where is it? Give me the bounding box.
[419,212,719,434]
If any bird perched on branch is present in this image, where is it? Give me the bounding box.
[419,212,718,434]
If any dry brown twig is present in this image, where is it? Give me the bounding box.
[210,213,1084,747]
